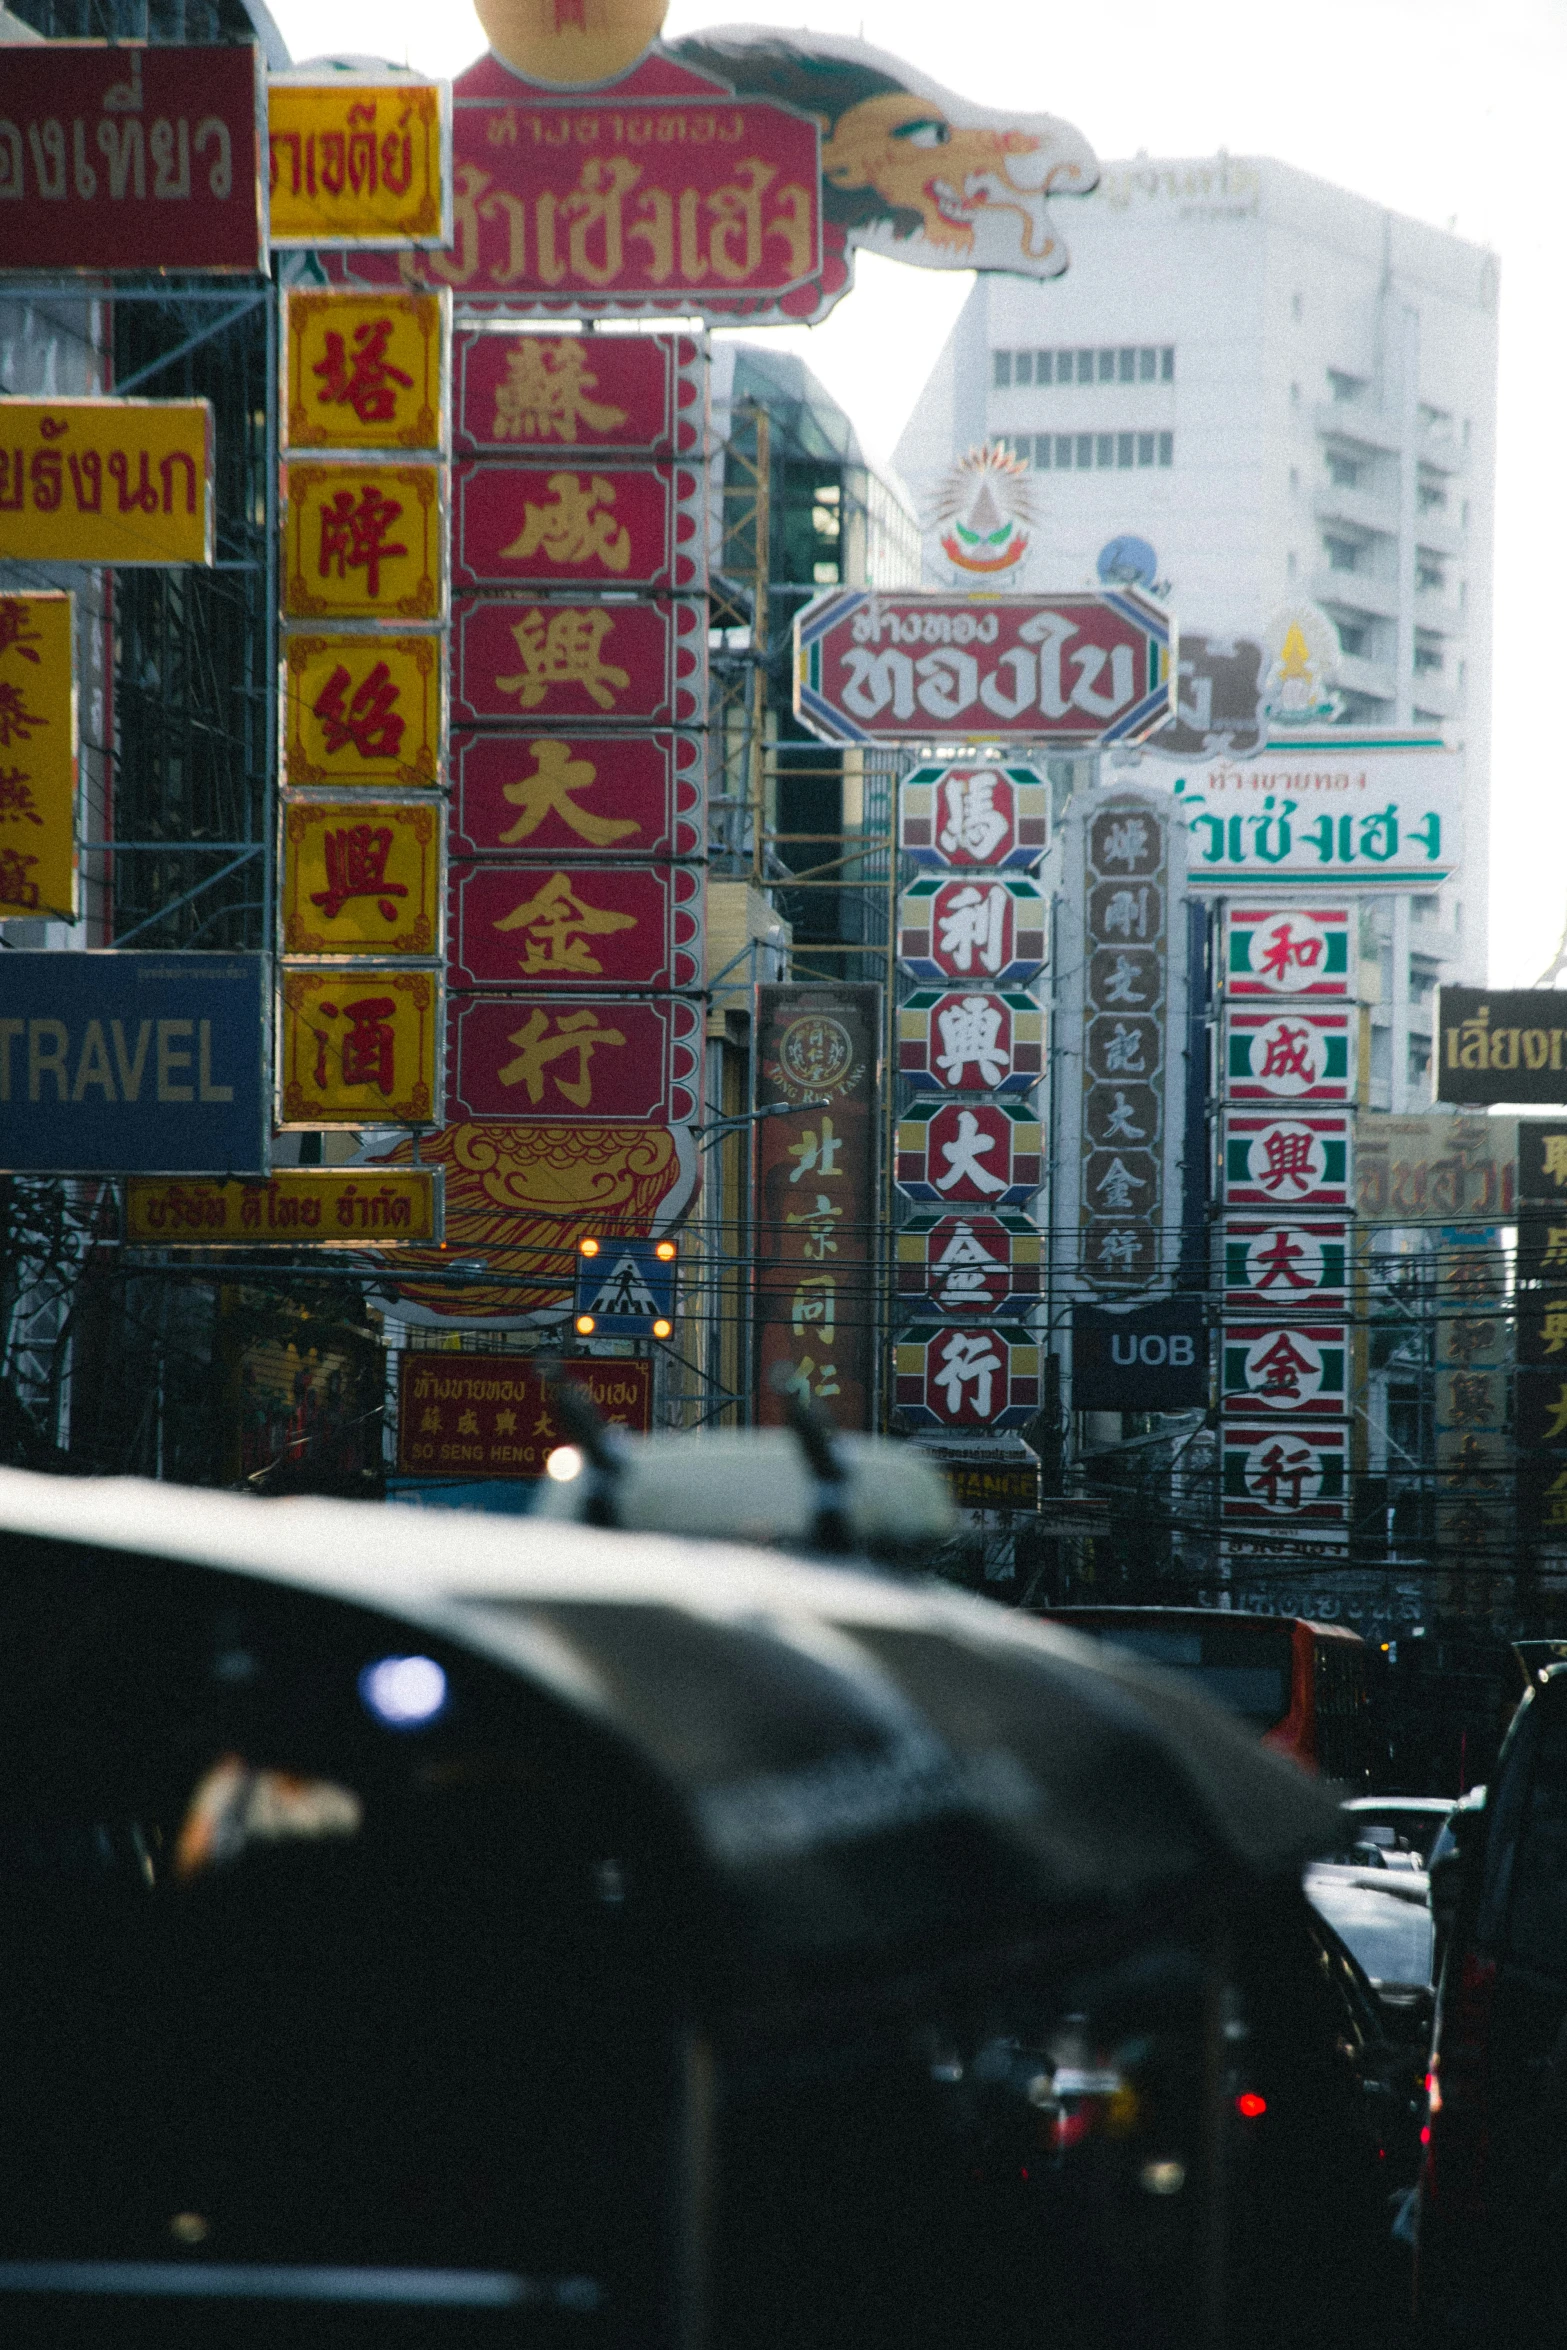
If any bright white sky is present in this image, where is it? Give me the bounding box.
[268,0,1567,985]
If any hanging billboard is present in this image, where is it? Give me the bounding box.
[1436,989,1567,1106]
[0,399,214,566]
[453,331,705,459]
[267,76,452,249]
[1132,737,1461,888]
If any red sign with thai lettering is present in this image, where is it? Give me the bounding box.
[447,860,703,992]
[0,46,265,274]
[325,51,831,323]
[448,729,702,859]
[451,594,705,727]
[454,330,704,456]
[451,460,703,591]
[397,1351,651,1478]
[446,991,702,1124]
[795,587,1175,749]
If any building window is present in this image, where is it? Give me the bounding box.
[1117,432,1134,468]
[1015,350,1033,385]
[1039,429,1174,471]
[1417,478,1447,514]
[1056,434,1074,469]
[1076,348,1095,384]
[1409,1037,1432,1087]
[1324,534,1361,572]
[1096,431,1114,466]
[1158,431,1173,465]
[1416,555,1446,592]
[992,345,1175,392]
[1413,639,1445,674]
[1328,368,1367,403]
[1326,452,1361,489]
[994,349,1012,388]
[1292,291,1303,321]
[1076,432,1093,467]
[1337,621,1368,658]
[1137,432,1155,466]
[1097,349,1115,383]
[1287,551,1298,577]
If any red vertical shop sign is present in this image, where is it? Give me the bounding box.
[754,984,880,1431]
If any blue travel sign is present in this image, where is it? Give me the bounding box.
[0,952,267,1174]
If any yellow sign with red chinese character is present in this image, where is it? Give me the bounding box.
[282,632,446,791]
[267,78,451,248]
[124,1168,443,1246]
[283,461,446,624]
[0,592,76,922]
[278,965,441,1128]
[281,799,443,957]
[0,399,213,565]
[284,290,450,454]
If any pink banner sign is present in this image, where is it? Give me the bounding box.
[446,990,701,1123]
[452,459,703,591]
[454,329,704,456]
[448,860,703,991]
[448,728,702,859]
[0,46,264,274]
[451,593,705,726]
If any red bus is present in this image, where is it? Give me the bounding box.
[1034,1609,1373,1783]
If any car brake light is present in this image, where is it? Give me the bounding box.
[1235,2092,1267,2119]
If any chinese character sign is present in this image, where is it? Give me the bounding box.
[896,1099,1042,1208]
[446,993,702,1125]
[0,592,76,922]
[896,989,1042,1096]
[1141,745,1461,888]
[755,985,880,1431]
[0,45,264,275]
[283,289,450,454]
[1222,1220,1349,1316]
[1224,904,1351,998]
[898,762,1048,871]
[267,78,451,247]
[893,1324,1040,1431]
[447,861,702,992]
[0,398,213,565]
[1222,1006,1354,1103]
[895,1211,1040,1317]
[1080,797,1166,1287]
[282,633,447,791]
[452,461,704,592]
[281,800,444,957]
[1221,1114,1352,1211]
[1220,1324,1348,1416]
[1220,1420,1348,1527]
[448,729,702,860]
[898,875,1047,987]
[454,331,704,458]
[282,461,446,623]
[452,595,705,727]
[278,966,440,1128]
[397,1353,650,1477]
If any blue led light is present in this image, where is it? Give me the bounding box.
[359,1654,448,1728]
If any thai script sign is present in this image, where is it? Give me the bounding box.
[447,728,702,860]
[445,992,701,1124]
[1437,988,1567,1105]
[454,330,704,457]
[277,965,440,1128]
[1222,903,1352,997]
[1134,739,1461,887]
[0,952,265,1174]
[896,988,1042,1096]
[0,398,213,565]
[1220,1418,1348,1527]
[1355,1113,1515,1224]
[1222,1219,1349,1316]
[325,53,824,320]
[283,289,450,454]
[0,592,76,923]
[896,1099,1042,1208]
[1081,797,1165,1287]
[897,874,1046,986]
[754,984,880,1429]
[281,799,444,957]
[898,762,1048,870]
[1222,1006,1354,1103]
[267,77,451,248]
[795,587,1174,749]
[451,459,703,592]
[893,1323,1040,1432]
[282,461,446,624]
[895,1210,1041,1317]
[282,632,447,792]
[452,594,705,727]
[1072,1298,1208,1412]
[1220,1323,1348,1417]
[124,1168,443,1245]
[447,860,702,992]
[397,1352,650,1478]
[0,44,264,275]
[1220,1112,1352,1211]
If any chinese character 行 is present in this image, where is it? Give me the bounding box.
[936,883,1008,976]
[1247,1436,1318,1509]
[313,319,415,425]
[491,341,629,444]
[312,659,406,761]
[309,824,409,923]
[500,472,632,573]
[497,738,637,848]
[496,1006,627,1108]
[937,771,1009,863]
[935,1108,1007,1196]
[496,606,630,713]
[936,994,1008,1088]
[317,483,408,601]
[492,870,638,975]
[1096,1227,1142,1273]
[933,1330,1003,1418]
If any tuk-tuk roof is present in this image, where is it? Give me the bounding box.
[0,1469,1339,1975]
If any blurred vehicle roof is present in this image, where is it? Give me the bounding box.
[1305,1868,1435,1989]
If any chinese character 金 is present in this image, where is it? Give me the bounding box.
[0,768,42,826]
[496,1007,627,1109]
[933,1220,1002,1308]
[492,871,638,976]
[788,1116,842,1184]
[1095,1155,1147,1215]
[0,680,47,749]
[312,660,406,762]
[313,319,415,426]
[310,995,397,1096]
[317,484,409,602]
[933,1330,1003,1418]
[1247,1330,1317,1405]
[491,342,629,445]
[309,825,409,923]
[497,738,637,848]
[499,472,633,574]
[0,600,43,667]
[936,994,1008,1088]
[935,1108,1007,1197]
[496,607,631,714]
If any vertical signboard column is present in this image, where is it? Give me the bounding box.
[1518,1123,1567,1549]
[1080,800,1167,1288]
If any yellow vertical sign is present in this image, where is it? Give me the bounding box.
[281,799,443,957]
[267,80,451,248]
[277,965,440,1128]
[281,631,446,789]
[282,461,446,624]
[0,592,76,921]
[284,289,449,453]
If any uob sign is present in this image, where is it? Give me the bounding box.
[1073,1297,1208,1411]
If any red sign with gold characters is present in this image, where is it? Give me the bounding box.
[397,1352,651,1478]
[448,729,702,860]
[454,330,704,458]
[894,1323,1041,1431]
[447,861,702,992]
[452,594,704,726]
[0,45,265,275]
[326,50,825,322]
[452,460,703,592]
[754,984,881,1432]
[446,993,701,1125]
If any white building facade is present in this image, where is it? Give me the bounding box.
[894,153,1499,1111]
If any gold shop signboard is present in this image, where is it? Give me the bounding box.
[0,591,77,921]
[124,1168,443,1245]
[0,398,214,565]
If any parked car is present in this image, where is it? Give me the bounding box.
[1305,1867,1435,2019]
[1418,1663,1567,2341]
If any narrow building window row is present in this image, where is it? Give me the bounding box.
[993,345,1175,389]
[1000,430,1174,471]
